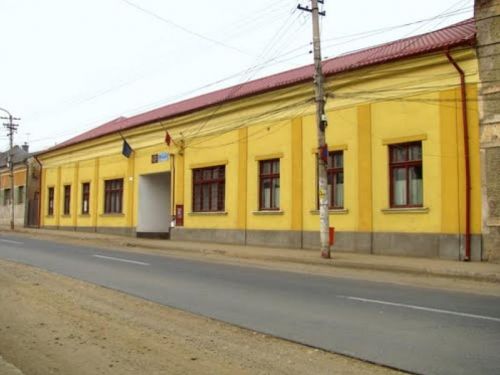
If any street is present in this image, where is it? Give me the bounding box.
[0,234,499,375]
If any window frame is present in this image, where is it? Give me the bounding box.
[316,151,344,209]
[63,185,71,215]
[104,179,124,214]
[3,188,11,206]
[389,141,423,208]
[259,159,280,211]
[48,187,54,216]
[326,151,344,209]
[17,186,24,204]
[81,182,90,215]
[192,165,225,212]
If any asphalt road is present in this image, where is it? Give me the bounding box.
[0,234,499,375]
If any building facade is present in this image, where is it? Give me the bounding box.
[0,144,38,227]
[475,0,500,261]
[37,20,485,260]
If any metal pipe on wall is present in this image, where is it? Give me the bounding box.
[445,50,472,261]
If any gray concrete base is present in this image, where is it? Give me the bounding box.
[75,226,98,233]
[42,226,136,237]
[41,225,485,261]
[373,233,482,260]
[483,226,500,262]
[303,231,372,253]
[246,230,303,248]
[172,229,483,260]
[170,227,245,245]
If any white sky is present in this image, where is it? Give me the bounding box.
[0,0,474,152]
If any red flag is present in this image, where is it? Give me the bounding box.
[165,131,171,146]
[320,144,328,164]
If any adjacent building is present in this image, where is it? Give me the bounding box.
[475,0,500,261]
[0,144,40,227]
[37,19,485,260]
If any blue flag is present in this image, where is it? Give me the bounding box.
[122,140,133,158]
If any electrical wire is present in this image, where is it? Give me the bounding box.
[117,0,252,56]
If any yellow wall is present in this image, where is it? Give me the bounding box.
[37,48,481,240]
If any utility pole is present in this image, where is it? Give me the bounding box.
[298,0,330,258]
[1,111,20,230]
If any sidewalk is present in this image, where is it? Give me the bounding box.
[3,227,500,284]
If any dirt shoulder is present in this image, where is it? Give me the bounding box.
[0,259,402,375]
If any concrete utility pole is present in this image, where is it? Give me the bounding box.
[298,0,330,258]
[1,108,20,230]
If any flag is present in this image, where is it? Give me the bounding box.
[122,140,133,158]
[165,131,171,146]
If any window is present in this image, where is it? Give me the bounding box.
[48,187,54,215]
[327,152,344,209]
[17,186,24,204]
[259,159,280,210]
[82,182,90,214]
[389,142,423,207]
[192,166,225,212]
[317,152,344,209]
[3,189,11,206]
[63,185,71,215]
[104,179,123,214]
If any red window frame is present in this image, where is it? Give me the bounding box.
[63,185,71,215]
[104,179,123,214]
[389,142,423,208]
[192,166,225,212]
[259,159,280,210]
[82,182,90,214]
[317,151,344,209]
[327,151,343,209]
[48,187,54,216]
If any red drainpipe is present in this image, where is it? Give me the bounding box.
[445,50,471,261]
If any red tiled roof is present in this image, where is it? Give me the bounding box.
[48,18,475,153]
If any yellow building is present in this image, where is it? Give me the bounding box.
[37,19,483,260]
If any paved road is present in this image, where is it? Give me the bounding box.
[0,234,499,375]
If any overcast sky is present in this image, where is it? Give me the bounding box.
[0,0,474,152]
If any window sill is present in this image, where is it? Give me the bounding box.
[188,211,228,216]
[310,209,349,215]
[252,210,284,215]
[100,213,125,217]
[381,207,429,214]
[79,214,91,218]
[61,215,71,218]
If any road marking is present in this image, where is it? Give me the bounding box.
[93,254,150,266]
[0,239,24,245]
[338,295,500,323]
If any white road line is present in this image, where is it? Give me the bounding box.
[338,295,500,323]
[0,239,24,245]
[93,254,150,266]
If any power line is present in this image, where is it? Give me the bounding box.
[117,0,252,56]
[25,6,475,131]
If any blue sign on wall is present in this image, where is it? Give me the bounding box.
[158,152,169,162]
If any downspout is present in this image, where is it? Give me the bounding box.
[445,50,471,261]
[34,155,43,229]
